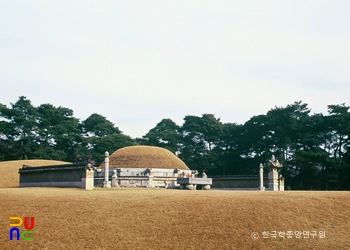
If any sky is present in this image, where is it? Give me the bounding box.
[1,0,349,138]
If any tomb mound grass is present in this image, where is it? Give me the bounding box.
[98,146,190,170]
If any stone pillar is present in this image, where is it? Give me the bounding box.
[279,175,285,191]
[259,163,265,191]
[268,168,279,191]
[147,168,155,188]
[81,164,94,190]
[111,169,119,187]
[103,151,111,188]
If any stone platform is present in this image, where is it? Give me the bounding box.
[177,177,212,190]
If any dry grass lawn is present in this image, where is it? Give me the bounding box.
[1,160,350,249]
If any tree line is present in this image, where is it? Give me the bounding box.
[1,96,349,190]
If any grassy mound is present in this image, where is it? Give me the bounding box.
[0,189,349,249]
[0,160,71,188]
[98,146,189,170]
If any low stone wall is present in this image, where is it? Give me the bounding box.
[94,176,178,188]
[210,175,269,189]
[94,168,195,188]
[19,163,94,190]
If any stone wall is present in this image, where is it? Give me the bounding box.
[19,163,94,190]
[210,175,269,189]
[18,163,274,191]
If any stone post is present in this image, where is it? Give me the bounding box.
[103,151,111,188]
[111,169,119,187]
[82,164,94,190]
[147,168,155,188]
[279,175,285,191]
[259,163,265,191]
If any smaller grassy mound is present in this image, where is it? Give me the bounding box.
[0,160,71,188]
[98,145,190,170]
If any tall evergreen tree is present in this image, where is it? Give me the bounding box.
[140,118,182,154]
[0,96,39,159]
[81,113,134,165]
[179,114,222,173]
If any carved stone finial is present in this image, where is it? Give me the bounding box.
[271,155,276,162]
[268,155,282,168]
[86,163,93,170]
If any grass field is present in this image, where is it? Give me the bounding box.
[1,160,350,249]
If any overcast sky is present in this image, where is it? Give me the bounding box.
[1,1,349,138]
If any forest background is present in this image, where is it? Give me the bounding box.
[1,96,349,190]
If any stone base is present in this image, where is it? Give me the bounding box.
[203,185,211,190]
[147,177,155,188]
[20,181,82,188]
[103,181,111,188]
[111,177,119,187]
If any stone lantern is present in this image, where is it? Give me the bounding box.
[266,155,283,191]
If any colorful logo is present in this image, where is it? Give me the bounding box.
[9,216,35,241]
